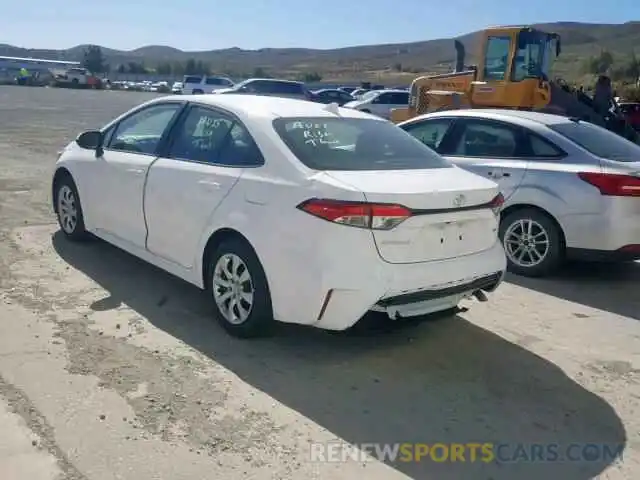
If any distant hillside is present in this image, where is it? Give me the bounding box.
[2,21,640,82]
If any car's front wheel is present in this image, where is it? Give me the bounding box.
[206,239,274,338]
[499,208,564,277]
[54,176,89,241]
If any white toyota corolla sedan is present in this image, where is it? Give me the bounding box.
[52,94,507,337]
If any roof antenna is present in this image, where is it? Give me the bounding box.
[323,102,341,115]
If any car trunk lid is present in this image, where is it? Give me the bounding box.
[326,168,501,264]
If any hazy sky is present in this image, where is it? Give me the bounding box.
[1,0,639,51]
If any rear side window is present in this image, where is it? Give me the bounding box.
[205,77,232,86]
[527,134,565,158]
[272,117,452,171]
[549,121,640,162]
[390,92,409,104]
[183,76,202,84]
[452,121,520,157]
[264,81,305,94]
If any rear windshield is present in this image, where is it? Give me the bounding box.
[272,117,452,170]
[549,121,640,163]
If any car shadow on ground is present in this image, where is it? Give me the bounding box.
[507,261,640,321]
[53,233,627,480]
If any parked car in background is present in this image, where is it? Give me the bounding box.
[618,102,640,131]
[171,82,183,94]
[52,95,506,338]
[211,78,314,101]
[182,75,234,94]
[54,67,103,89]
[338,86,357,94]
[399,109,640,277]
[350,88,370,99]
[344,89,410,119]
[310,88,354,105]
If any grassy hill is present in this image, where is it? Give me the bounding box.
[1,21,639,83]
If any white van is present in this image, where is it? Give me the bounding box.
[182,75,234,94]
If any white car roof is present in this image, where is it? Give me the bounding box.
[406,109,574,127]
[155,94,381,121]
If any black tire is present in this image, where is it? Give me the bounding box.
[192,89,203,95]
[54,175,89,241]
[205,239,274,338]
[499,208,564,277]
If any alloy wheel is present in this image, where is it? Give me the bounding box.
[58,185,78,234]
[503,218,550,268]
[212,253,255,325]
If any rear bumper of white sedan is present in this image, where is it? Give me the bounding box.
[300,242,506,331]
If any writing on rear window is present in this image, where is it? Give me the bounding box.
[273,117,452,171]
[288,121,340,146]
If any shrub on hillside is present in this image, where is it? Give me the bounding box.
[618,85,640,102]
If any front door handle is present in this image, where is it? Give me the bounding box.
[127,168,144,174]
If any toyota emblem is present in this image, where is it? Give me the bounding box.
[453,194,466,207]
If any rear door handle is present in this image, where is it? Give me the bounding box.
[127,168,144,174]
[487,171,510,178]
[198,180,220,189]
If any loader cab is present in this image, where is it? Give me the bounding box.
[475,26,560,109]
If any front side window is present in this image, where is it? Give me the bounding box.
[484,36,512,81]
[108,103,182,154]
[272,117,452,171]
[402,119,453,151]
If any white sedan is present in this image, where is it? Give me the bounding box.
[52,95,507,338]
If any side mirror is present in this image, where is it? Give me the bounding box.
[76,130,102,150]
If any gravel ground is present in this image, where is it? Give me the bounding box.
[0,85,639,480]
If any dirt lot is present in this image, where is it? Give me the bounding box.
[0,85,639,480]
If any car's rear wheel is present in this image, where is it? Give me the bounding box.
[54,176,89,241]
[206,239,274,338]
[499,208,564,277]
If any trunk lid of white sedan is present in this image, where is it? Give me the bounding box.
[326,167,501,264]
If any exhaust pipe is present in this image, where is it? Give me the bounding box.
[473,290,488,302]
[454,40,466,72]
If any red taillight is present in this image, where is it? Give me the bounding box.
[297,198,412,230]
[619,244,640,254]
[578,172,640,197]
[489,193,505,215]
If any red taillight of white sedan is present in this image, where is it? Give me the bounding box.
[578,172,640,197]
[297,199,412,230]
[298,193,505,230]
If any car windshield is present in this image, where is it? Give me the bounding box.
[549,121,640,163]
[272,117,452,171]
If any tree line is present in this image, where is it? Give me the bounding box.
[81,45,323,82]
